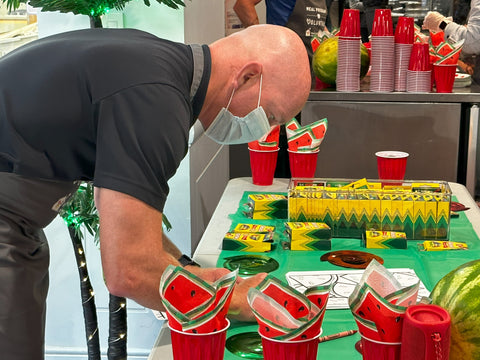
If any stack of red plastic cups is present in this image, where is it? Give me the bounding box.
[336,9,362,92]
[370,9,395,92]
[406,42,431,92]
[394,16,415,92]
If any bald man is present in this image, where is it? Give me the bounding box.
[0,24,310,359]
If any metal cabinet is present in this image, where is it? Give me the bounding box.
[229,90,480,199]
[301,100,461,182]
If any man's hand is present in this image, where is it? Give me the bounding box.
[186,266,267,321]
[422,11,447,32]
[184,266,230,282]
[228,273,267,321]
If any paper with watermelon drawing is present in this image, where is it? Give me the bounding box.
[159,265,237,333]
[348,260,421,342]
[248,276,331,341]
[286,118,328,152]
[248,125,281,150]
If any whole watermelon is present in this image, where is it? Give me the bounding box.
[312,36,370,85]
[430,259,480,360]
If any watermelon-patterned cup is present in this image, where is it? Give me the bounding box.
[259,331,321,360]
[249,148,279,186]
[288,149,320,178]
[360,335,401,360]
[169,320,230,360]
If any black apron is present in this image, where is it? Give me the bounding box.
[285,0,328,87]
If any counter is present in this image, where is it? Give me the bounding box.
[307,82,480,103]
[302,85,480,197]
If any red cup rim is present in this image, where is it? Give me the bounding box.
[360,335,401,345]
[375,151,409,158]
[343,9,360,14]
[248,147,280,153]
[168,319,230,336]
[433,64,457,67]
[258,328,323,343]
[407,69,431,73]
[339,36,362,40]
[287,149,320,154]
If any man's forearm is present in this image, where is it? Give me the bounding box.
[234,0,261,26]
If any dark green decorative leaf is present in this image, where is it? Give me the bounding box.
[1,0,185,16]
[162,213,172,232]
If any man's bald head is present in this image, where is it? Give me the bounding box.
[201,25,311,128]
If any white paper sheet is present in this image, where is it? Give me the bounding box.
[286,268,430,309]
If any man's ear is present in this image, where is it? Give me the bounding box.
[234,62,263,88]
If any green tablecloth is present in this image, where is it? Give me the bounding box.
[216,191,480,360]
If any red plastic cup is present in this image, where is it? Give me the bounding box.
[249,147,279,186]
[339,9,361,37]
[361,335,401,360]
[169,320,230,360]
[400,304,451,360]
[375,151,409,180]
[260,332,321,360]
[372,9,393,36]
[433,64,457,93]
[288,149,319,178]
[394,16,414,44]
[409,43,430,71]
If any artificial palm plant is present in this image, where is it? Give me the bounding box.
[2,0,184,28]
[60,183,171,360]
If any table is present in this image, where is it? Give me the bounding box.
[149,177,480,360]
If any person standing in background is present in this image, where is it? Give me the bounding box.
[348,0,370,42]
[423,0,480,55]
[349,0,389,40]
[422,0,480,82]
[423,0,480,202]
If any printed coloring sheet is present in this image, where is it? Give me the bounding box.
[285,268,430,309]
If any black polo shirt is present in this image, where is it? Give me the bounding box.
[0,28,210,212]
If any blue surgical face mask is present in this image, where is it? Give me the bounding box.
[205,74,271,145]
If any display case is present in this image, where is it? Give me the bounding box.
[288,178,451,240]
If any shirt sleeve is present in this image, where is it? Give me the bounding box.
[445,0,480,54]
[93,83,191,212]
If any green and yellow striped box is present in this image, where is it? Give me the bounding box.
[233,223,276,233]
[288,178,451,240]
[364,230,407,249]
[246,194,288,219]
[222,232,272,252]
[285,221,332,251]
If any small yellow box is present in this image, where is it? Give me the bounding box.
[290,238,331,251]
[285,222,332,241]
[364,230,407,249]
[222,232,272,252]
[247,194,288,211]
[233,223,275,233]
